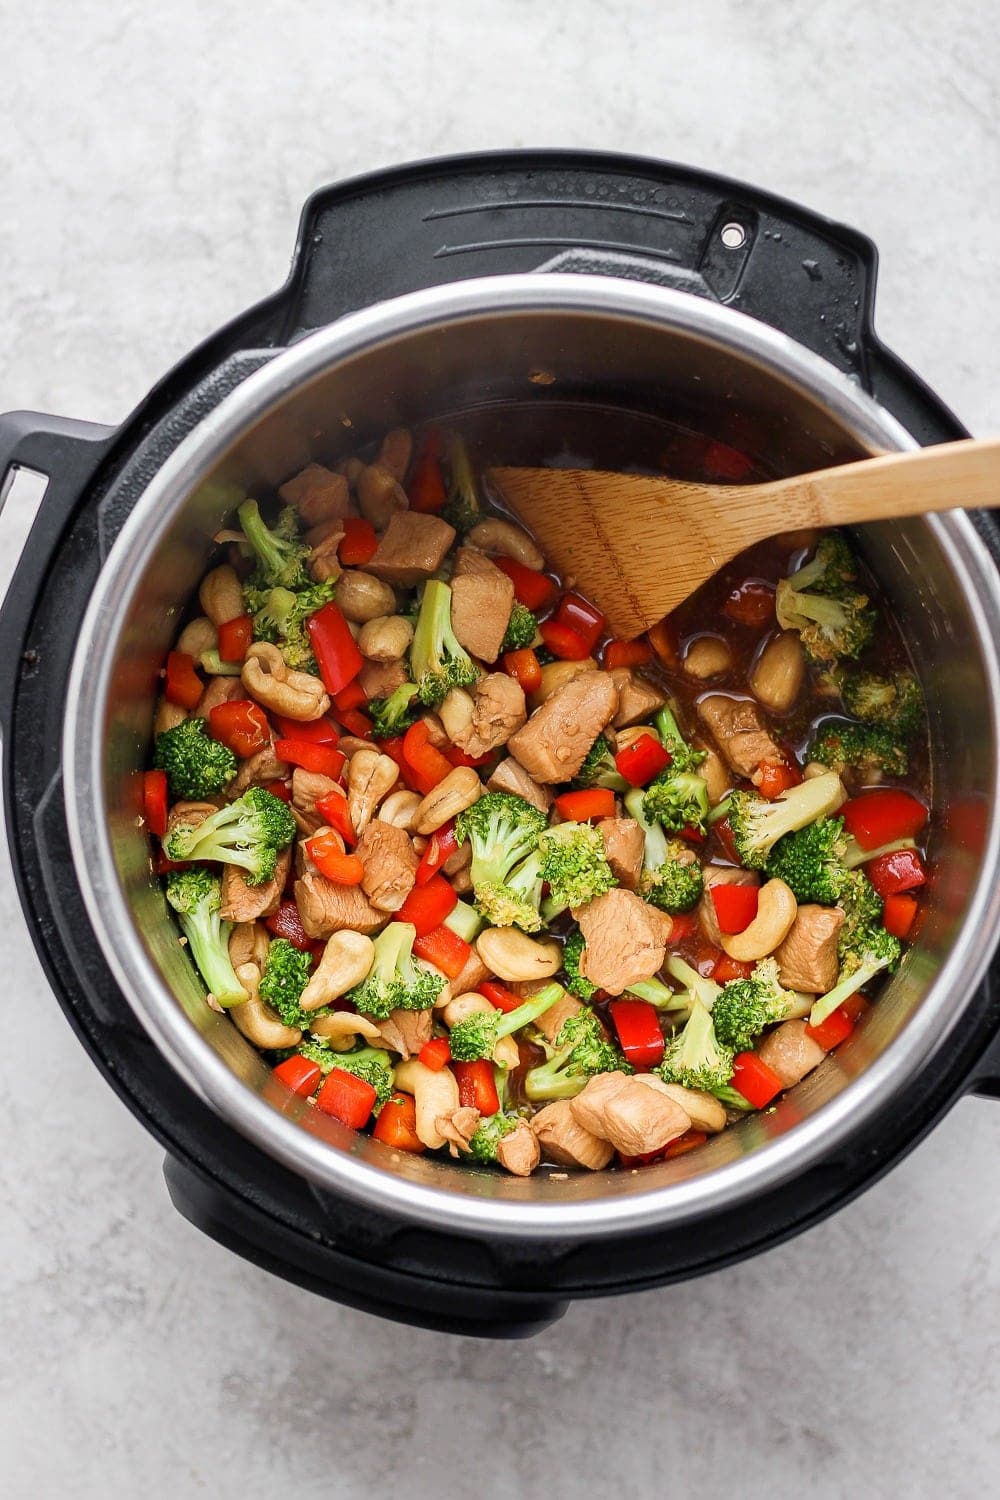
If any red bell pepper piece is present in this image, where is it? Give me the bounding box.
[337,708,373,739]
[372,1092,425,1152]
[266,780,292,803]
[554,592,605,654]
[663,1127,709,1159]
[412,924,471,980]
[398,874,457,937]
[703,440,753,481]
[272,1055,322,1097]
[209,699,271,759]
[480,980,526,1015]
[866,848,927,898]
[723,579,776,627]
[217,613,253,663]
[402,720,452,795]
[307,601,364,695]
[731,1051,784,1108]
[415,821,458,885]
[539,619,591,661]
[407,428,448,513]
[883,891,919,938]
[143,769,168,838]
[805,1005,856,1051]
[502,647,542,694]
[274,739,346,781]
[446,744,493,769]
[756,758,803,800]
[553,787,616,822]
[334,678,368,713]
[316,1067,378,1128]
[647,616,680,669]
[306,830,365,885]
[418,1037,452,1072]
[452,1059,500,1116]
[714,817,740,865]
[608,999,665,1068]
[155,851,190,875]
[265,901,313,950]
[711,954,755,983]
[710,883,760,934]
[665,910,697,943]
[164,650,203,710]
[841,788,928,850]
[603,638,653,672]
[315,789,357,846]
[338,516,378,565]
[615,733,672,787]
[493,557,559,612]
[274,714,339,745]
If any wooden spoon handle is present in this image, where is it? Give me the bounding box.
[758,436,1000,528]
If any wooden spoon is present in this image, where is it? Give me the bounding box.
[488,438,1000,640]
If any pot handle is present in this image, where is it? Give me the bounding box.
[968,963,1000,1099]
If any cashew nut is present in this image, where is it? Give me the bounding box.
[358,614,414,662]
[378,789,423,832]
[177,616,218,658]
[529,657,598,708]
[299,930,376,1011]
[650,1080,727,1133]
[195,675,244,717]
[308,527,345,584]
[337,455,365,487]
[750,630,806,713]
[229,962,302,1049]
[308,1010,384,1050]
[467,518,544,570]
[393,1058,461,1150]
[475,928,562,983]
[154,696,187,734]
[443,992,518,1069]
[357,463,408,530]
[199,564,245,627]
[228,921,270,971]
[614,724,655,751]
[335,570,397,623]
[347,748,399,834]
[721,878,798,961]
[414,766,482,834]
[241,642,331,721]
[438,687,476,740]
[696,744,733,807]
[377,427,413,483]
[683,635,733,680]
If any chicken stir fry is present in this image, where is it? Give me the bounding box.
[146,427,930,1176]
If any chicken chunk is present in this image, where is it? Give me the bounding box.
[451,546,497,578]
[496,1119,541,1177]
[573,888,673,995]
[570,1072,691,1156]
[219,846,291,923]
[366,511,456,587]
[448,947,492,998]
[452,673,527,759]
[359,656,410,701]
[289,768,339,836]
[697,694,785,778]
[775,904,845,993]
[508,670,619,783]
[435,1106,482,1158]
[533,992,584,1045]
[486,756,552,813]
[699,865,761,947]
[356,818,418,912]
[165,800,218,842]
[531,1100,614,1171]
[231,742,289,793]
[195,675,244,719]
[374,1005,433,1059]
[597,817,645,892]
[450,562,516,664]
[610,668,666,728]
[757,1019,827,1087]
[294,871,389,938]
[278,463,354,526]
[376,428,412,483]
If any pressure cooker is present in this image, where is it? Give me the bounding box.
[3,151,999,1336]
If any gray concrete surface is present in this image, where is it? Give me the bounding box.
[2,3,999,1496]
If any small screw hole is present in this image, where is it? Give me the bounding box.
[721,222,747,250]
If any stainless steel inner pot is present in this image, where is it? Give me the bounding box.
[63,274,1000,1239]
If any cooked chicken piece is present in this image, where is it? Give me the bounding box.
[496,1119,541,1177]
[757,1019,827,1087]
[366,511,456,587]
[419,711,448,748]
[278,463,354,526]
[451,546,498,578]
[376,428,413,483]
[570,1072,692,1156]
[195,675,244,718]
[359,656,410,701]
[597,817,645,892]
[610,668,666,728]
[450,561,516,664]
[448,947,492,998]
[573,888,673,995]
[452,673,527,759]
[231,742,289,793]
[374,1005,433,1059]
[508,670,619,783]
[294,871,389,938]
[442,839,472,879]
[486,756,552,813]
[775,904,845,993]
[435,1106,482,1158]
[697,694,785,778]
[699,865,762,947]
[696,743,733,807]
[533,992,584,1045]
[220,846,291,923]
[652,1080,727,1133]
[356,818,418,912]
[289,768,339,836]
[531,1100,614,1170]
[228,919,270,971]
[164,801,218,841]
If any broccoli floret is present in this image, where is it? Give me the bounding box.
[248,579,336,672]
[409,579,478,707]
[776,539,875,665]
[841,669,923,736]
[572,734,629,793]
[562,929,598,1001]
[653,702,708,775]
[642,770,710,837]
[441,433,485,534]
[810,722,908,780]
[837,869,885,964]
[455,790,548,905]
[448,982,565,1063]
[712,1084,755,1111]
[346,921,444,1020]
[368,682,422,739]
[711,956,806,1052]
[501,602,539,653]
[466,1111,521,1163]
[165,868,248,1008]
[765,816,851,904]
[163,785,296,885]
[657,998,734,1093]
[476,849,546,933]
[785,534,859,595]
[198,649,243,677]
[539,821,616,916]
[297,1039,396,1111]
[727,772,845,869]
[258,938,314,1028]
[153,717,237,800]
[625,787,704,912]
[809,925,901,1028]
[524,1007,631,1101]
[664,954,722,1013]
[236,498,310,590]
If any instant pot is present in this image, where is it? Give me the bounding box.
[3,151,1000,1336]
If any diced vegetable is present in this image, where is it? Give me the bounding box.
[553,788,616,822]
[339,516,378,565]
[414,821,458,885]
[316,1067,378,1128]
[398,873,457,936]
[608,998,665,1068]
[493,558,558,611]
[503,647,542,693]
[143,769,169,838]
[274,739,346,780]
[711,954,755,983]
[480,980,526,1015]
[555,592,605,654]
[372,1092,425,1151]
[402,720,453,794]
[452,1059,500,1116]
[647,616,680,668]
[338,708,373,738]
[883,891,919,938]
[307,601,364,695]
[866,847,927,898]
[731,1051,784,1108]
[165,650,203,709]
[218,614,253,663]
[756,759,802,800]
[265,901,312,950]
[615,733,672,787]
[274,714,339,744]
[334,679,368,713]
[209,700,271,759]
[604,638,653,671]
[314,790,357,847]
[539,619,591,660]
[418,1038,452,1072]
[407,428,448,513]
[305,831,365,885]
[412,923,471,979]
[272,1055,322,1096]
[710,884,760,935]
[841,788,928,850]
[805,1006,856,1051]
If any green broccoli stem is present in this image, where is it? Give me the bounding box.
[654,702,682,746]
[665,954,721,1010]
[842,835,917,870]
[187,913,248,1008]
[624,787,668,867]
[494,983,565,1041]
[625,976,690,1011]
